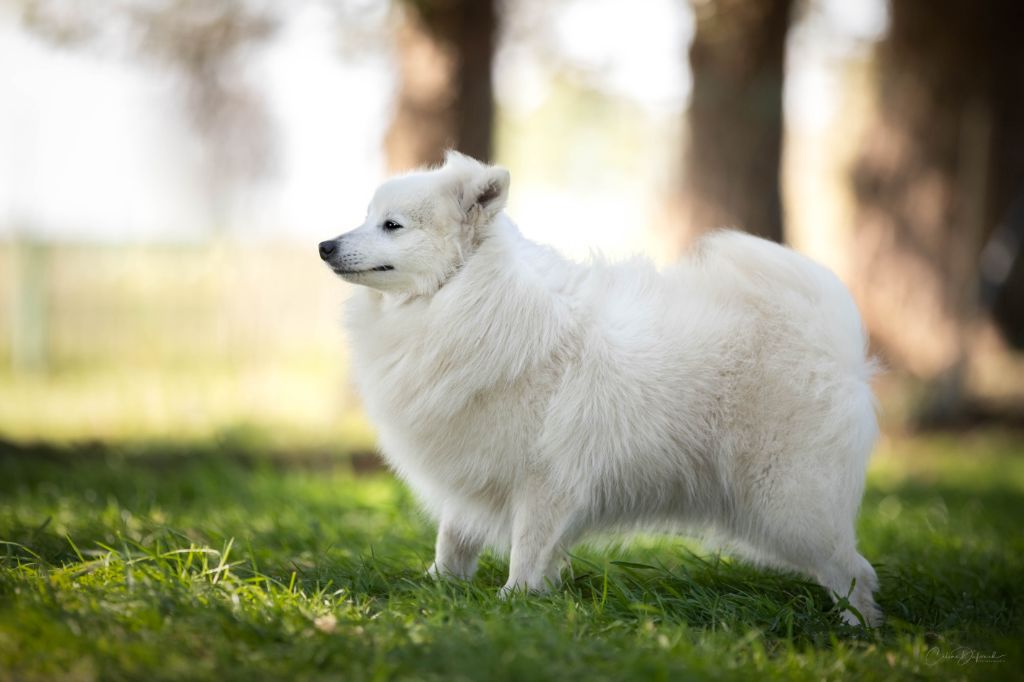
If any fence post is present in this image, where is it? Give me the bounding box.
[11,236,49,373]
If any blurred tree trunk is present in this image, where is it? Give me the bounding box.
[676,0,793,247]
[385,0,496,171]
[849,0,1024,420]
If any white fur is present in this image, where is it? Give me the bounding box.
[321,152,882,626]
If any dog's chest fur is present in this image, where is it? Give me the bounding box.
[344,260,574,520]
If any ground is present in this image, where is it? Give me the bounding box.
[1,431,1021,682]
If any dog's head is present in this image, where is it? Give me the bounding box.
[319,151,510,297]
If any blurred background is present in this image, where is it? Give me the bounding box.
[1,0,1022,457]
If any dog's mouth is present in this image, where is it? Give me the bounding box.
[333,265,395,275]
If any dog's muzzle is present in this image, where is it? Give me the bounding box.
[318,240,337,261]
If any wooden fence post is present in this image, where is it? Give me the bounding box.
[11,236,49,373]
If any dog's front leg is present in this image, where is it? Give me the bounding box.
[500,486,576,597]
[427,509,483,580]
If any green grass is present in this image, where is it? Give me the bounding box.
[1,433,1022,681]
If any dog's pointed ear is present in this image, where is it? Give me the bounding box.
[445,150,510,226]
[463,166,510,225]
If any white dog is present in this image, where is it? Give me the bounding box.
[319,151,881,626]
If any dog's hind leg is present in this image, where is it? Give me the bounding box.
[812,548,882,627]
[743,497,882,626]
[743,512,882,626]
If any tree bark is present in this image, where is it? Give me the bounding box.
[385,0,496,171]
[677,0,793,247]
[849,0,1024,389]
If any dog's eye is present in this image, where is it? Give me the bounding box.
[382,220,403,232]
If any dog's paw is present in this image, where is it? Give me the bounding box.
[497,583,526,600]
[498,577,555,600]
[427,561,476,581]
[840,603,884,628]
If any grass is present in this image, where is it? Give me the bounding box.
[1,432,1022,681]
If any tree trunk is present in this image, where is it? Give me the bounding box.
[676,0,792,248]
[385,0,496,171]
[849,0,1024,394]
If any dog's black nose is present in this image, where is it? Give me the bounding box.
[318,240,337,260]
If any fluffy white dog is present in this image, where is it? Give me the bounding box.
[319,151,881,626]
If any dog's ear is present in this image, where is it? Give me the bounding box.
[463,166,510,225]
[444,150,510,226]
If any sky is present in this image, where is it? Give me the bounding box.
[0,0,886,257]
